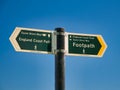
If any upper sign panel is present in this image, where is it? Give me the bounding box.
[9,27,53,54]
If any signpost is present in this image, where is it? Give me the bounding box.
[10,27,107,90]
[67,33,107,57]
[9,27,53,54]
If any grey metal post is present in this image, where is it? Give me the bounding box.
[55,28,65,90]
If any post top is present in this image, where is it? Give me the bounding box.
[55,27,65,32]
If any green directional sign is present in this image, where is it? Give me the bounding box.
[10,27,107,56]
[17,30,52,52]
[10,27,53,54]
[67,33,107,57]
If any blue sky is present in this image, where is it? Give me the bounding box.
[0,0,120,90]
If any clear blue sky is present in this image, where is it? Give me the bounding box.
[0,0,120,90]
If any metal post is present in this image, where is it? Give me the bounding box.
[55,28,65,90]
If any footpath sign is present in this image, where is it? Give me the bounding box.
[10,27,107,57]
[67,33,107,57]
[10,27,107,90]
[10,27,53,54]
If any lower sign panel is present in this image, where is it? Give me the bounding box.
[67,33,107,57]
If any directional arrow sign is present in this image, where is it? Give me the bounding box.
[10,27,53,54]
[67,33,107,57]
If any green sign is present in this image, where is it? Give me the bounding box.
[68,33,107,57]
[10,27,52,54]
[10,27,107,56]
